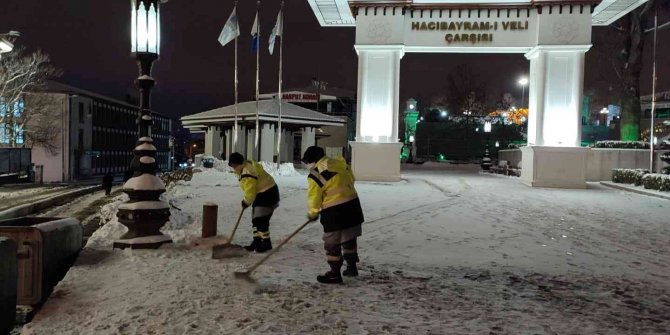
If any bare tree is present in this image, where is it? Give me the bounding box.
[0,46,62,151]
[446,64,486,115]
[495,93,516,112]
[612,0,669,140]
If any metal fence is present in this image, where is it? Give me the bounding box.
[0,148,32,184]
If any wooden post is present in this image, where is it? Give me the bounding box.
[202,203,218,238]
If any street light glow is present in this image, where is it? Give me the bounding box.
[518,77,528,86]
[0,38,13,53]
[440,111,447,117]
[484,120,492,133]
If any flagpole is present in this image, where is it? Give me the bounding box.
[255,0,261,161]
[649,0,658,172]
[233,2,239,153]
[276,1,284,169]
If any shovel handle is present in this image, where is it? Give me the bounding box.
[228,207,246,243]
[244,219,314,275]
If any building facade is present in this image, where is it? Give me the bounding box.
[28,82,173,182]
[259,84,357,160]
[181,100,345,164]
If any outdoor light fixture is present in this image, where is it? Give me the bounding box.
[409,104,415,109]
[600,107,609,114]
[114,0,171,249]
[0,31,20,59]
[131,0,161,54]
[441,111,447,117]
[495,141,500,147]
[518,77,528,109]
[484,120,492,133]
[0,38,12,53]
[409,135,415,143]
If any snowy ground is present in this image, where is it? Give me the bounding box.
[23,164,670,334]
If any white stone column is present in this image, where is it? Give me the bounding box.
[204,126,221,157]
[234,125,246,155]
[285,131,294,163]
[246,128,257,160]
[279,128,290,163]
[301,127,316,158]
[525,46,589,147]
[522,45,591,188]
[350,45,404,181]
[260,123,276,163]
[223,129,231,160]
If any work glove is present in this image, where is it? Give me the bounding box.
[241,200,250,209]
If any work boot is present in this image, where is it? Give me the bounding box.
[256,237,273,253]
[244,237,261,251]
[317,260,343,284]
[342,253,359,277]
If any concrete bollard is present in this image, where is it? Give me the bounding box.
[202,203,218,238]
[0,237,17,334]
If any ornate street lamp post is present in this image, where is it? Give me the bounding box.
[113,0,171,249]
[481,117,492,170]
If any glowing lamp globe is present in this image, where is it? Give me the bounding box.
[131,0,161,55]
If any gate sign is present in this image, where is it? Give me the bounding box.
[355,7,593,52]
[281,92,320,103]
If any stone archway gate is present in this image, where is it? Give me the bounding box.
[306,0,648,188]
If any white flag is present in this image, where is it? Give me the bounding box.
[218,7,240,47]
[268,10,282,55]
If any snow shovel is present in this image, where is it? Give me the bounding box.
[234,218,315,282]
[211,208,248,259]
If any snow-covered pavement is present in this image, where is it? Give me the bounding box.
[23,164,670,334]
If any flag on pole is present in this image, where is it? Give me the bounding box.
[268,9,282,55]
[218,7,240,47]
[251,12,260,53]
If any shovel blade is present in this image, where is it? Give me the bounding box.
[212,244,248,259]
[233,270,256,283]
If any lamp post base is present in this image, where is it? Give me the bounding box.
[113,234,172,249]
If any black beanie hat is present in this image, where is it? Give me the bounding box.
[228,152,244,167]
[301,146,325,164]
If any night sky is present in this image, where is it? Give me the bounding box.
[2,0,668,119]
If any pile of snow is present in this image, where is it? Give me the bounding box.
[86,194,129,249]
[259,161,300,176]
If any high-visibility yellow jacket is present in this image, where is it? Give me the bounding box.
[307,156,358,217]
[236,160,277,206]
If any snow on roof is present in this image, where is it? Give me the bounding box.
[180,100,346,126]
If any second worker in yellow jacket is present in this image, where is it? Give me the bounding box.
[302,146,364,284]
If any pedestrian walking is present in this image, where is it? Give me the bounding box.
[102,172,113,196]
[302,146,365,284]
[227,152,280,253]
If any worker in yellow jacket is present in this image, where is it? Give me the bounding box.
[228,152,279,253]
[302,146,364,284]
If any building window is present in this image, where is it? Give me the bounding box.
[78,129,84,149]
[13,99,24,118]
[0,124,9,144]
[15,125,24,145]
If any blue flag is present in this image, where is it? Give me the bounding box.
[251,12,260,53]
